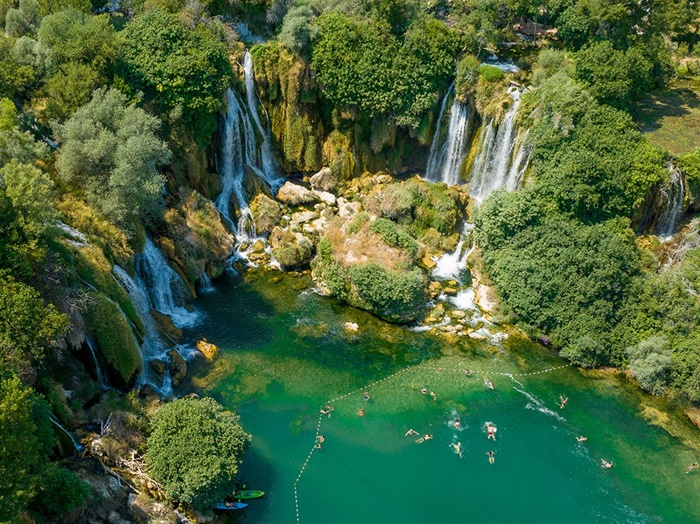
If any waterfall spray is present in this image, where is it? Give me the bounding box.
[425,89,470,186]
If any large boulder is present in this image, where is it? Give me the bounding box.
[309,167,338,192]
[166,349,187,388]
[270,227,314,268]
[250,193,282,234]
[196,339,219,360]
[276,181,317,205]
[243,165,274,199]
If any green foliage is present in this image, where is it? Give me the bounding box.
[84,292,141,385]
[146,397,251,509]
[348,263,427,323]
[369,217,419,260]
[0,35,35,98]
[531,48,572,86]
[5,0,40,38]
[478,64,504,83]
[0,99,48,168]
[278,4,318,54]
[627,336,672,395]
[57,88,170,228]
[455,55,480,100]
[0,375,53,522]
[0,161,57,239]
[574,41,655,107]
[31,461,89,518]
[312,11,461,127]
[0,274,69,376]
[120,8,232,146]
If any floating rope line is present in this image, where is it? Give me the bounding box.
[292,361,573,523]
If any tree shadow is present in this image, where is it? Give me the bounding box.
[635,86,700,132]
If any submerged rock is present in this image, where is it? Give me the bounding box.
[166,349,187,387]
[149,359,166,377]
[344,321,359,332]
[196,339,219,360]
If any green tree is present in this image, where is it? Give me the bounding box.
[0,376,53,522]
[119,8,232,146]
[278,4,318,55]
[627,336,672,395]
[0,98,48,168]
[146,397,251,509]
[0,35,35,98]
[0,161,57,239]
[0,273,69,376]
[56,88,171,227]
[5,0,40,37]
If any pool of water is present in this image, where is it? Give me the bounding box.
[182,269,700,524]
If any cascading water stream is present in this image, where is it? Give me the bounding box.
[432,223,475,283]
[469,87,529,201]
[85,337,109,389]
[426,89,470,185]
[50,414,84,453]
[655,163,686,238]
[199,272,215,294]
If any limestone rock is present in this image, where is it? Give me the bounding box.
[450,310,467,319]
[196,339,219,360]
[149,359,166,377]
[243,165,274,199]
[469,331,487,340]
[422,254,437,270]
[443,287,458,296]
[309,167,338,192]
[270,226,314,268]
[166,349,187,388]
[428,280,443,299]
[276,181,317,205]
[291,210,319,224]
[475,283,499,313]
[151,311,182,346]
[250,193,282,234]
[425,303,445,323]
[344,322,359,332]
[338,200,361,219]
[314,190,336,206]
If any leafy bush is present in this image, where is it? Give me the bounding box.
[147,397,251,509]
[627,336,672,395]
[479,64,504,83]
[455,55,480,100]
[31,462,89,518]
[369,217,419,260]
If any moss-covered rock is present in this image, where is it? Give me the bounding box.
[84,293,142,386]
[270,227,314,268]
[162,190,235,287]
[250,193,282,234]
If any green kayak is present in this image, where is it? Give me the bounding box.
[233,490,265,500]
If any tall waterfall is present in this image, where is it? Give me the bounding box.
[243,50,280,190]
[655,163,686,238]
[469,87,530,202]
[134,239,199,329]
[425,88,471,186]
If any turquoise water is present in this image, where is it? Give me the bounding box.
[182,270,700,523]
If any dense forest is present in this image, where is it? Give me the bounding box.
[1,0,699,521]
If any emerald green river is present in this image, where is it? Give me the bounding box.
[182,269,700,523]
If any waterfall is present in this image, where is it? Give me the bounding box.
[655,163,686,238]
[199,271,215,294]
[469,87,530,202]
[425,91,471,185]
[432,224,475,283]
[50,414,84,453]
[85,337,109,389]
[134,239,199,329]
[243,50,280,190]
[114,265,173,396]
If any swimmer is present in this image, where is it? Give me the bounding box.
[486,450,495,464]
[364,391,370,401]
[465,369,473,376]
[449,441,463,459]
[686,462,699,473]
[576,436,588,442]
[405,429,419,436]
[320,405,333,417]
[559,395,569,409]
[601,459,613,469]
[430,391,437,400]
[484,377,494,390]
[314,442,322,450]
[453,417,462,429]
[421,387,428,394]
[416,434,433,443]
[357,408,365,416]
[316,435,325,443]
[486,423,497,441]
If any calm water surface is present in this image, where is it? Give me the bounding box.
[182,270,700,524]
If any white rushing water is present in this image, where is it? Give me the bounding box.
[469,87,530,202]
[199,271,215,294]
[85,337,109,389]
[655,163,686,238]
[50,414,84,453]
[134,239,200,329]
[426,91,470,186]
[432,224,475,282]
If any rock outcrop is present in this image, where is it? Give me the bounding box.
[276,181,317,206]
[270,227,314,268]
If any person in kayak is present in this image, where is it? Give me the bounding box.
[450,441,463,458]
[601,459,613,468]
[405,428,419,436]
[486,451,495,464]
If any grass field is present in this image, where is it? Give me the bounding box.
[634,78,700,156]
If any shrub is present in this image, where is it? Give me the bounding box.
[627,337,672,395]
[479,64,504,83]
[369,217,419,260]
[146,397,251,509]
[455,55,480,100]
[31,462,89,518]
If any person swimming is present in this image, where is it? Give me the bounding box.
[486,450,495,464]
[465,369,473,376]
[486,423,497,440]
[576,436,587,442]
[430,391,437,400]
[450,441,463,459]
[559,395,569,409]
[405,429,419,436]
[421,387,428,394]
[484,377,494,389]
[357,408,365,416]
[364,391,371,401]
[314,442,322,450]
[601,459,613,469]
[416,434,433,443]
[320,405,333,417]
[686,462,699,473]
[316,435,325,443]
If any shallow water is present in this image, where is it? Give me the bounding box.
[182,270,700,524]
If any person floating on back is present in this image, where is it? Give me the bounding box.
[484,377,494,390]
[430,391,437,401]
[486,450,495,464]
[560,396,569,409]
[416,434,433,443]
[405,428,419,436]
[486,423,497,440]
[601,459,613,469]
[320,405,333,417]
[450,441,463,459]
[686,462,699,473]
[576,436,588,442]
